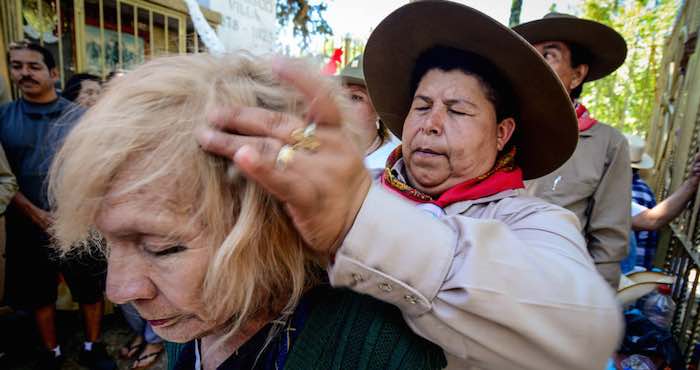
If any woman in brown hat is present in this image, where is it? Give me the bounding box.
[514,13,632,289]
[198,1,622,369]
[338,55,401,170]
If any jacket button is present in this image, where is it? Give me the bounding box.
[404,294,418,304]
[379,282,393,292]
[351,273,364,283]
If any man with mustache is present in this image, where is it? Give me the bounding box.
[0,40,115,370]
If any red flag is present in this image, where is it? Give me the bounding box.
[322,48,343,75]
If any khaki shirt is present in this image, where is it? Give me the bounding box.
[0,78,10,106]
[329,165,623,369]
[526,123,631,288]
[0,145,16,214]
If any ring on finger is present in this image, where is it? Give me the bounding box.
[276,144,297,170]
[291,122,320,152]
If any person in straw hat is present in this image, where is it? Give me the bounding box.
[198,1,622,369]
[338,54,401,170]
[626,134,700,268]
[514,13,632,289]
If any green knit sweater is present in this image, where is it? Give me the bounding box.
[166,287,446,370]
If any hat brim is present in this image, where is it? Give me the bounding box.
[513,17,627,82]
[340,75,366,87]
[631,153,654,170]
[363,1,578,180]
[616,271,675,305]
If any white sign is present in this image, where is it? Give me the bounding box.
[207,0,277,54]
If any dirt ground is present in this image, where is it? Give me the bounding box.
[0,307,166,370]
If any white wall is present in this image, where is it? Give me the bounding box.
[206,0,277,54]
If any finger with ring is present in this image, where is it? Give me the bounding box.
[291,122,320,151]
[276,144,297,170]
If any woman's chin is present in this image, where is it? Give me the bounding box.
[408,171,449,194]
[151,319,214,343]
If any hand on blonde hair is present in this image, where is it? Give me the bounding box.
[197,57,372,261]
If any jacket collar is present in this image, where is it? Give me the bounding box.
[579,121,601,138]
[443,189,520,215]
[387,159,520,215]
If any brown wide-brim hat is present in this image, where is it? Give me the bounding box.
[363,0,578,180]
[513,12,627,82]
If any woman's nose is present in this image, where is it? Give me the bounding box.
[105,249,157,304]
[423,109,444,136]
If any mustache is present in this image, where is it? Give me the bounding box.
[19,77,38,84]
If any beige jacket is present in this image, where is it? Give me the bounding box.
[0,78,10,106]
[526,123,631,288]
[0,145,17,214]
[329,165,623,370]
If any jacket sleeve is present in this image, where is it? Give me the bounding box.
[328,185,623,370]
[586,131,631,286]
[0,144,17,214]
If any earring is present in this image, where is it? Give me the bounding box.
[375,118,380,130]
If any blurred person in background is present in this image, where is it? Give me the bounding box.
[0,76,11,105]
[63,73,102,108]
[338,55,400,170]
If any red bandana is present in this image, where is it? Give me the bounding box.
[576,103,598,132]
[381,146,524,208]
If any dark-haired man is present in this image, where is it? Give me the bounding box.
[515,14,631,289]
[1,40,115,370]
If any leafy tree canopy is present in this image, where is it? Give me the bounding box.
[579,0,679,136]
[277,0,333,50]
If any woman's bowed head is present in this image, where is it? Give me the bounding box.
[48,53,353,345]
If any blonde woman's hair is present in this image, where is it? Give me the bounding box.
[49,52,353,342]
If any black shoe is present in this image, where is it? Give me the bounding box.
[78,343,117,370]
[36,350,65,370]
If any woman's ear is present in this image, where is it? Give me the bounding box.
[496,118,516,151]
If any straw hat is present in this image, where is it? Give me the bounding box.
[513,12,627,82]
[338,55,365,87]
[625,134,655,170]
[363,0,578,180]
[617,271,675,305]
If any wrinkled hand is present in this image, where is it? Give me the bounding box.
[196,57,372,262]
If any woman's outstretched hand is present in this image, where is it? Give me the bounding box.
[197,57,372,261]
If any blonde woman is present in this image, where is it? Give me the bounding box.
[48,53,445,370]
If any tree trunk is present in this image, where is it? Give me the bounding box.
[509,0,524,27]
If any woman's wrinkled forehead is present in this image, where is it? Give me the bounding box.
[104,163,195,215]
[97,171,198,240]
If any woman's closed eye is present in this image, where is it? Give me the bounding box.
[150,244,187,257]
[414,105,430,111]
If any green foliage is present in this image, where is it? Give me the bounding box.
[579,0,679,135]
[277,0,333,50]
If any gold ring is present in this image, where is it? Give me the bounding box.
[291,122,320,152]
[276,144,296,170]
